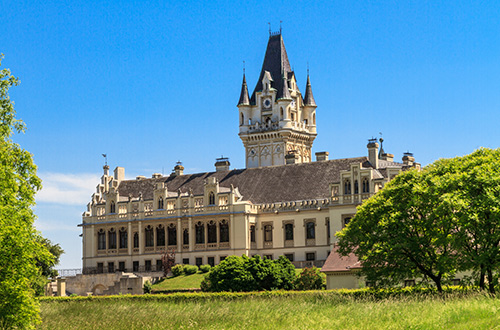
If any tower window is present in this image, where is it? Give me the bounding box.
[240,113,244,126]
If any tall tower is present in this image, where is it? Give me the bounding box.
[238,31,317,168]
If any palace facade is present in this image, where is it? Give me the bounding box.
[79,32,419,276]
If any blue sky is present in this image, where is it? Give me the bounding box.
[2,1,500,268]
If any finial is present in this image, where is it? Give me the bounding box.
[307,62,309,76]
[243,60,245,75]
[102,153,107,166]
[280,20,282,33]
[268,22,271,35]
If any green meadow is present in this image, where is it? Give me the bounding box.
[38,291,500,330]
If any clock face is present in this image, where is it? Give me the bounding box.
[263,98,272,109]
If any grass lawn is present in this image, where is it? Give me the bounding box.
[152,273,205,291]
[38,292,500,329]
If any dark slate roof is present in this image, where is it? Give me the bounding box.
[276,75,292,100]
[117,157,371,204]
[321,247,361,273]
[237,74,250,106]
[250,33,298,105]
[303,75,316,106]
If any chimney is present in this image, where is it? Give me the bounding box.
[402,152,415,166]
[367,139,379,168]
[380,153,394,162]
[152,173,162,179]
[113,166,125,181]
[315,151,329,162]
[173,162,184,176]
[285,151,299,165]
[215,157,230,172]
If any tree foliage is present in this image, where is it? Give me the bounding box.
[201,255,296,292]
[0,54,53,329]
[294,267,325,290]
[337,148,500,293]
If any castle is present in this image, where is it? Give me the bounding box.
[79,32,419,287]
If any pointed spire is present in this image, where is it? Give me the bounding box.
[277,74,292,100]
[303,74,316,106]
[238,74,250,106]
[250,33,293,104]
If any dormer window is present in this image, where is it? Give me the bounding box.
[158,197,164,210]
[110,201,116,214]
[209,192,215,205]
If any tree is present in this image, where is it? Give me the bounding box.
[336,168,459,292]
[0,54,53,329]
[427,148,500,293]
[200,255,297,292]
[33,237,64,296]
[161,248,175,277]
[294,267,325,290]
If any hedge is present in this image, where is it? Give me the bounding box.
[40,286,482,303]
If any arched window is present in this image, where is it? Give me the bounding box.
[168,224,177,246]
[110,201,116,213]
[98,229,106,250]
[240,113,244,126]
[362,178,369,193]
[220,220,229,243]
[288,109,291,120]
[354,180,359,194]
[313,113,316,125]
[264,225,273,242]
[119,227,127,249]
[145,225,154,247]
[156,225,165,246]
[306,222,315,239]
[250,225,256,243]
[108,228,116,249]
[183,228,189,245]
[280,108,284,119]
[208,221,217,243]
[209,192,215,205]
[285,223,294,241]
[158,197,164,210]
[133,232,139,248]
[195,222,205,244]
[344,179,351,195]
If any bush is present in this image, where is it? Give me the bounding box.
[171,264,184,277]
[294,267,325,290]
[184,265,198,275]
[199,265,211,273]
[201,255,297,292]
[143,281,152,294]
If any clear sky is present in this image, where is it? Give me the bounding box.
[2,1,500,269]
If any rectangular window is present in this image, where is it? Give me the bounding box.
[156,259,163,272]
[133,261,139,272]
[264,254,273,260]
[250,225,256,243]
[306,253,315,261]
[219,256,226,262]
[284,223,294,241]
[119,229,127,249]
[284,254,294,262]
[208,257,215,267]
[108,262,115,273]
[118,261,125,272]
[306,222,316,239]
[264,225,273,242]
[145,260,151,271]
[183,258,190,265]
[196,257,203,267]
[97,262,104,274]
[133,232,139,248]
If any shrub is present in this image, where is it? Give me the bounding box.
[171,264,184,277]
[143,281,152,294]
[294,267,325,290]
[201,255,297,292]
[184,265,198,275]
[199,265,211,273]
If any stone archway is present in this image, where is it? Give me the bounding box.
[92,284,107,296]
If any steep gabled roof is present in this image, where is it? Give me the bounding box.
[321,247,361,273]
[117,157,371,204]
[250,33,296,105]
[303,75,316,106]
